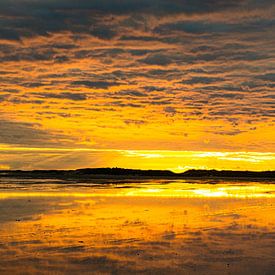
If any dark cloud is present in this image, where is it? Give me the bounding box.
[120,35,159,42]
[1,0,245,17]
[149,100,172,105]
[164,106,177,115]
[183,77,224,85]
[140,53,174,66]
[0,28,21,41]
[115,90,147,97]
[209,93,243,99]
[0,48,56,62]
[0,94,9,102]
[124,119,146,125]
[0,0,250,41]
[1,89,19,93]
[35,92,88,101]
[71,80,121,89]
[211,129,245,136]
[256,73,275,82]
[54,55,70,63]
[21,82,47,88]
[129,49,158,56]
[109,101,142,108]
[143,86,167,92]
[155,18,275,35]
[0,120,71,146]
[89,26,117,40]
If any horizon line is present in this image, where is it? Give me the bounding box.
[1,167,274,173]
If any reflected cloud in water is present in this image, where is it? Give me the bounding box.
[0,179,274,274]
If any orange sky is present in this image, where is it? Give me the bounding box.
[0,0,274,170]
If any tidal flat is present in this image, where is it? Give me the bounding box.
[0,179,274,274]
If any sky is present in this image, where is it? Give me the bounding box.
[0,0,274,171]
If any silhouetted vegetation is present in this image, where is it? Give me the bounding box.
[0,168,274,180]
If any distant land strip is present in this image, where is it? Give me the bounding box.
[0,168,274,180]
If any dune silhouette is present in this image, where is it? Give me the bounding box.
[0,168,274,180]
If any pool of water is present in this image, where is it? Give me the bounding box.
[0,179,274,274]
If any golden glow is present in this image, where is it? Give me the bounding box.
[0,180,274,273]
[0,4,274,171]
[0,2,274,273]
[1,145,274,171]
[1,181,274,199]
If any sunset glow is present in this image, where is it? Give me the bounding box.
[0,0,274,170]
[1,182,274,199]
[0,145,274,171]
[1,180,275,274]
[0,2,274,274]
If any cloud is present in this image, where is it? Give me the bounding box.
[0,120,73,146]
[0,28,21,41]
[256,73,275,82]
[35,92,88,101]
[0,94,10,102]
[71,80,121,89]
[114,90,147,97]
[0,0,252,41]
[89,26,117,40]
[120,35,159,42]
[164,106,177,116]
[211,130,245,136]
[155,18,275,35]
[183,77,224,85]
[0,48,56,62]
[124,119,146,125]
[140,53,174,66]
[0,0,274,155]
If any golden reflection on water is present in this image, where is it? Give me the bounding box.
[0,181,275,199]
[0,180,275,274]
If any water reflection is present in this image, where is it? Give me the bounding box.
[0,180,274,274]
[0,180,275,199]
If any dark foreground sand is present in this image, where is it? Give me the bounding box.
[0,179,274,274]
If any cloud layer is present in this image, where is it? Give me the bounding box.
[0,0,274,168]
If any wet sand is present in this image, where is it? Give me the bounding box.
[0,179,274,274]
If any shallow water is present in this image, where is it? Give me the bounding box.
[0,179,274,274]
